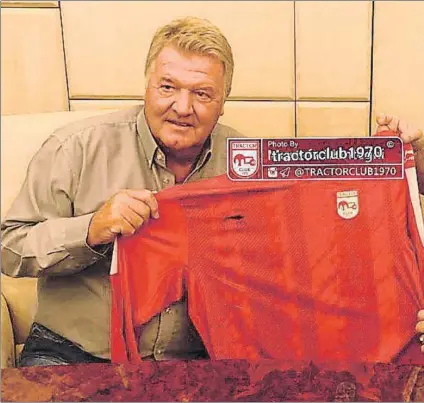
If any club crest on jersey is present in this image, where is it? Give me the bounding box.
[230,141,259,178]
[337,190,359,219]
[404,145,415,169]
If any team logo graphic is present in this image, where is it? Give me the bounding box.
[266,167,290,179]
[280,167,290,178]
[404,146,415,169]
[268,167,278,178]
[337,190,359,219]
[230,141,259,178]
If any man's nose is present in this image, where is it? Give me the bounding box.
[172,90,193,116]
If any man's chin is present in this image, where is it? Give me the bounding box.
[160,133,192,150]
[158,136,205,160]
[161,138,187,151]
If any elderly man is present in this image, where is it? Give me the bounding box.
[1,17,423,366]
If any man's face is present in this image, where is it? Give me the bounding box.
[144,46,226,156]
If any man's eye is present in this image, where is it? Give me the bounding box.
[196,91,211,101]
[160,85,175,92]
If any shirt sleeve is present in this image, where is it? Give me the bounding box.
[1,134,109,278]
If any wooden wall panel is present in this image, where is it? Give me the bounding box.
[1,1,58,8]
[221,102,294,138]
[70,100,142,111]
[372,1,424,132]
[61,1,294,99]
[1,8,68,115]
[296,1,372,101]
[297,102,369,137]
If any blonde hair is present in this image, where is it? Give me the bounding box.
[145,17,234,98]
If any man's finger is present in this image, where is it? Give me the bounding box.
[418,310,424,321]
[118,215,138,237]
[416,320,424,334]
[375,114,403,135]
[386,116,400,134]
[376,125,391,133]
[401,128,423,147]
[110,227,122,235]
[376,114,392,127]
[126,189,159,219]
[397,119,410,135]
[120,205,146,232]
[126,197,153,222]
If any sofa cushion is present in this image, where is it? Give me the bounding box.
[1,275,38,345]
[1,293,15,368]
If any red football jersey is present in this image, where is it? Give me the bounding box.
[111,137,424,365]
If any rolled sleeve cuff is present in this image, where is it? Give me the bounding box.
[62,213,111,267]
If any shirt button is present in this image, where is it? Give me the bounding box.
[156,349,163,355]
[157,153,164,161]
[162,178,170,185]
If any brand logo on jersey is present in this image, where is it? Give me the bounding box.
[230,141,259,178]
[337,190,359,219]
[404,145,415,169]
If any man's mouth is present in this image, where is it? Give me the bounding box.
[167,120,193,128]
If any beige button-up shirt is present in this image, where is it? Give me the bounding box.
[1,105,243,359]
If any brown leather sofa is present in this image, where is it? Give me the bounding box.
[1,275,37,367]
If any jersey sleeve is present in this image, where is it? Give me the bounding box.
[110,198,187,363]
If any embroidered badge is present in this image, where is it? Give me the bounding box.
[337,190,359,219]
[230,141,260,179]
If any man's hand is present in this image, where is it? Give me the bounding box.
[376,114,424,193]
[416,310,424,353]
[376,114,424,146]
[87,189,159,247]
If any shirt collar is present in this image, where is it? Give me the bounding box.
[136,107,159,168]
[197,130,214,168]
[136,106,215,170]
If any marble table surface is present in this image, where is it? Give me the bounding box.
[1,359,423,402]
